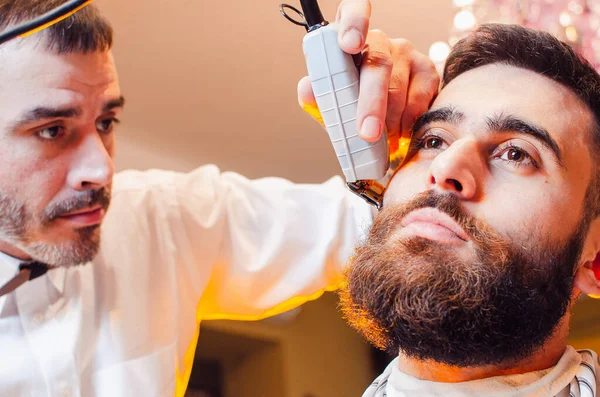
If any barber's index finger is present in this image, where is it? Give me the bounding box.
[336,0,372,54]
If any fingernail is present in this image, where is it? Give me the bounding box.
[342,28,363,50]
[361,117,382,140]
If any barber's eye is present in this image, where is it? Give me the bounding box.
[96,118,119,134]
[36,126,65,140]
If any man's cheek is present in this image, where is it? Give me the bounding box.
[384,169,429,206]
[477,200,538,245]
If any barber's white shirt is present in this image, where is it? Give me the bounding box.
[0,165,372,397]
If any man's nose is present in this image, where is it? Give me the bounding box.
[67,133,114,191]
[427,139,484,200]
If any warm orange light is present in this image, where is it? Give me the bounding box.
[301,101,325,126]
[338,279,390,351]
[18,0,95,39]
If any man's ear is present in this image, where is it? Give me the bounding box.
[575,217,600,298]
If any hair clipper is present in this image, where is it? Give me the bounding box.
[280,0,407,209]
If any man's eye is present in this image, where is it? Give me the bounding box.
[505,148,524,161]
[96,118,119,134]
[413,135,448,151]
[36,126,65,140]
[424,137,444,149]
[500,147,527,162]
[498,145,538,168]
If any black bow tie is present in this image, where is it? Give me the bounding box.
[0,262,49,298]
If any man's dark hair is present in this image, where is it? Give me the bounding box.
[0,0,112,53]
[444,23,600,216]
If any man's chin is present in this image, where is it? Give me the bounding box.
[27,224,101,267]
[341,240,573,367]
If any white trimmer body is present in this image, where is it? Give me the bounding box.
[302,24,389,182]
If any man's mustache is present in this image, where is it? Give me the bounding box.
[379,191,484,242]
[43,188,111,224]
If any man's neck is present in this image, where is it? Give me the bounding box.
[397,318,570,383]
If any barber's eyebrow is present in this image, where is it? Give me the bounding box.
[11,107,83,131]
[412,107,465,134]
[104,96,125,113]
[9,96,125,133]
[486,113,564,168]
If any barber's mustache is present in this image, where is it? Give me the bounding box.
[43,188,111,224]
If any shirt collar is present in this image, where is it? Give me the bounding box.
[385,347,582,397]
[0,251,66,314]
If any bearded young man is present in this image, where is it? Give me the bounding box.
[341,24,600,397]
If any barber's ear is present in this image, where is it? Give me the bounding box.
[575,218,600,298]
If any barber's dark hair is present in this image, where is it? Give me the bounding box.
[444,23,600,216]
[0,0,112,53]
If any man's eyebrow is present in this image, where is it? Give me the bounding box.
[103,96,125,113]
[9,106,83,132]
[412,107,465,133]
[486,114,564,168]
[9,96,125,133]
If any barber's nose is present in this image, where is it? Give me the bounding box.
[427,139,482,200]
[67,134,114,191]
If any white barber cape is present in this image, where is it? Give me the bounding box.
[364,346,600,397]
[0,165,372,397]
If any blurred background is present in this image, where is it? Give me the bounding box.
[94,1,600,396]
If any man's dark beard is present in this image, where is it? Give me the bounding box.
[339,190,589,367]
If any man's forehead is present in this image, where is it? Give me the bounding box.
[0,39,121,120]
[433,64,592,135]
[0,39,118,89]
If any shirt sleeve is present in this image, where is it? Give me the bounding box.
[112,164,373,321]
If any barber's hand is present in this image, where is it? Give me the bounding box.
[297,0,440,143]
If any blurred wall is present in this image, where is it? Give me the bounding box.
[96,0,454,180]
[194,292,375,397]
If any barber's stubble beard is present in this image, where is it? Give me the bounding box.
[340,190,590,367]
[0,187,111,267]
